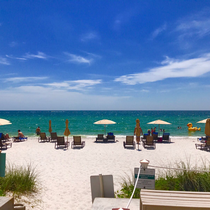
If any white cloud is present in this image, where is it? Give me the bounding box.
[0,85,125,110]
[24,51,48,59]
[65,53,92,64]
[6,55,27,61]
[81,32,99,42]
[175,10,210,39]
[4,76,48,83]
[151,23,167,39]
[0,57,10,65]
[115,53,210,85]
[46,79,102,90]
[9,41,18,47]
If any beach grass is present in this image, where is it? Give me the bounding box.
[115,160,210,198]
[0,164,39,199]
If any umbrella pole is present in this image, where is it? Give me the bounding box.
[159,124,160,136]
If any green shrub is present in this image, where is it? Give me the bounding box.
[115,161,210,198]
[115,172,140,198]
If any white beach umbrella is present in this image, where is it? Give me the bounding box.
[197,119,208,123]
[94,119,116,135]
[0,118,11,126]
[147,119,171,134]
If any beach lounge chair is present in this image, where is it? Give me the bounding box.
[55,136,68,149]
[152,132,158,141]
[141,133,148,142]
[96,134,104,142]
[50,132,58,142]
[162,133,171,142]
[12,136,27,142]
[0,139,12,149]
[123,136,135,149]
[195,136,210,150]
[71,136,85,149]
[38,132,50,143]
[142,136,156,149]
[106,132,115,142]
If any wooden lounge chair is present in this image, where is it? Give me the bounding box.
[162,133,171,142]
[50,132,58,142]
[142,136,156,149]
[123,136,135,149]
[152,132,158,141]
[141,133,148,142]
[106,133,115,142]
[140,189,210,210]
[55,136,68,149]
[38,132,50,143]
[71,136,85,149]
[195,136,210,150]
[96,134,104,142]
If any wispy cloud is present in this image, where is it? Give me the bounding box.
[23,52,48,59]
[113,9,138,31]
[46,79,102,90]
[4,76,48,83]
[80,32,99,42]
[9,41,18,47]
[151,23,167,39]
[6,55,27,61]
[64,53,93,64]
[115,53,210,85]
[0,57,10,65]
[175,9,210,39]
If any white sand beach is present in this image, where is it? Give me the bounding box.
[3,136,210,210]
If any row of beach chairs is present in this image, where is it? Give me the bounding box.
[123,133,171,149]
[38,132,85,149]
[96,132,115,142]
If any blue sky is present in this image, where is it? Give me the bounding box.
[1,0,210,110]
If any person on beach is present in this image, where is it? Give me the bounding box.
[154,127,156,132]
[18,130,25,138]
[148,129,151,135]
[134,119,143,146]
[36,126,41,135]
[151,128,154,135]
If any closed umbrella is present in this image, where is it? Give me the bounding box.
[147,119,171,134]
[49,120,52,133]
[0,118,11,126]
[205,119,210,136]
[64,119,71,144]
[94,119,116,135]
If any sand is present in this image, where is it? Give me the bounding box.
[3,136,210,210]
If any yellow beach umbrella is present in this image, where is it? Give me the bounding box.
[49,120,52,133]
[64,119,71,144]
[205,119,210,136]
[0,118,11,126]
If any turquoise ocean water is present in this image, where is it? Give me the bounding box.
[0,111,209,137]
